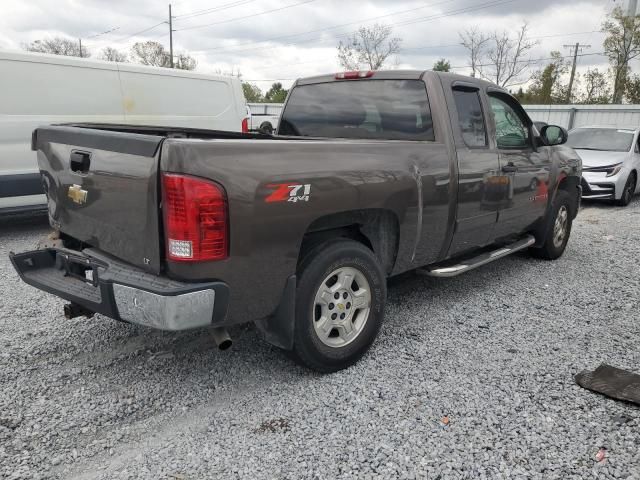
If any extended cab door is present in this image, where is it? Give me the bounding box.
[486,92,551,238]
[446,83,501,256]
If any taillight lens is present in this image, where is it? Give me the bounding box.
[162,173,228,262]
[241,117,249,133]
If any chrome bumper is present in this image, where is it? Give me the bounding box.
[10,247,229,331]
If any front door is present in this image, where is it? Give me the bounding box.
[487,93,551,239]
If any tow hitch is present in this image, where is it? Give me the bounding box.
[63,302,95,319]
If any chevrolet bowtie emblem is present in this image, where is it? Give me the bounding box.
[68,184,88,205]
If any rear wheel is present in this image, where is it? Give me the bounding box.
[531,189,573,260]
[617,172,637,207]
[290,240,386,373]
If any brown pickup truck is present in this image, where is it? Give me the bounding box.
[10,70,582,372]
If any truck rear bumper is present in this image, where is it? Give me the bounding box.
[9,248,229,331]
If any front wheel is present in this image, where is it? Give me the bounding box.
[530,189,574,260]
[617,172,637,207]
[290,240,386,373]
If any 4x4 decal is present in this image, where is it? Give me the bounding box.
[265,183,311,203]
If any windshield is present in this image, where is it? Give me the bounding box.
[278,79,435,141]
[567,128,634,152]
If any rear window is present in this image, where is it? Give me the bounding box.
[279,79,435,141]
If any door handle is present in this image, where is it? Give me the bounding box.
[70,151,91,174]
[501,163,518,173]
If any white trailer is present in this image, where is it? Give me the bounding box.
[0,49,248,214]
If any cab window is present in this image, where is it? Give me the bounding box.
[488,95,529,149]
[452,89,487,147]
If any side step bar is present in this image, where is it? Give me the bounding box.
[418,235,536,278]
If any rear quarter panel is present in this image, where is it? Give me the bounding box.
[160,136,452,324]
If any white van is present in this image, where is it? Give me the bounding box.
[0,49,248,214]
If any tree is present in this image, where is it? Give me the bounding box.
[602,6,640,103]
[264,82,288,103]
[581,68,611,104]
[337,24,401,71]
[99,47,127,62]
[432,58,451,72]
[174,53,197,71]
[242,83,264,102]
[460,24,536,87]
[624,74,640,103]
[129,41,196,70]
[23,37,90,58]
[525,51,568,104]
[459,28,489,78]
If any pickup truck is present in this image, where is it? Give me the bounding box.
[10,70,582,372]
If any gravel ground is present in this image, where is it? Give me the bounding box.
[1,199,640,480]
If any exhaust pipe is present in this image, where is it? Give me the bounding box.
[211,327,232,350]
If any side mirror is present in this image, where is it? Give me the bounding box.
[540,125,568,146]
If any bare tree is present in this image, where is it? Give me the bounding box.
[174,53,197,71]
[130,41,170,67]
[337,24,401,71]
[483,24,537,87]
[602,6,640,103]
[459,28,489,78]
[99,47,127,62]
[23,37,90,58]
[129,41,196,70]
[460,24,536,87]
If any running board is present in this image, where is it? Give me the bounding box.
[418,235,536,278]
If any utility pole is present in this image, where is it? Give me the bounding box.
[169,4,174,68]
[78,38,83,58]
[564,42,590,103]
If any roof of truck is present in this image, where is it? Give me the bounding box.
[295,70,502,91]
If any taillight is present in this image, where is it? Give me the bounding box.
[241,117,249,133]
[162,173,228,262]
[335,71,374,80]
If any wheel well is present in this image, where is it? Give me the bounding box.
[557,175,580,216]
[298,209,399,275]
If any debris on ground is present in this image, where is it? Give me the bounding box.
[575,364,640,406]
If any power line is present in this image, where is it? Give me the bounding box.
[190,0,459,53]
[190,0,520,54]
[175,0,319,32]
[173,0,257,20]
[111,21,167,44]
[85,26,120,39]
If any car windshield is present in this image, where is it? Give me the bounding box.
[567,128,634,152]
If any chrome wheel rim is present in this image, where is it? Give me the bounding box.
[552,205,569,248]
[312,266,372,348]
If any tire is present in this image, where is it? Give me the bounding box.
[530,189,574,260]
[259,122,274,135]
[290,239,386,373]
[616,172,637,207]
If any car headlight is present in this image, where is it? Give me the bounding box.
[606,163,624,177]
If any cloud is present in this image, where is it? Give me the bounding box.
[0,0,620,92]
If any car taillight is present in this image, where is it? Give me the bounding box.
[162,173,228,262]
[241,117,249,133]
[335,71,374,80]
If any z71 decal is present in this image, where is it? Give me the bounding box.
[265,183,311,203]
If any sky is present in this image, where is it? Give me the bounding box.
[0,0,630,93]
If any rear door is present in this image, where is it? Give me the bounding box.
[446,83,501,255]
[486,92,551,238]
[34,125,164,273]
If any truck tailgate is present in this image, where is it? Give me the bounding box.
[33,126,164,274]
